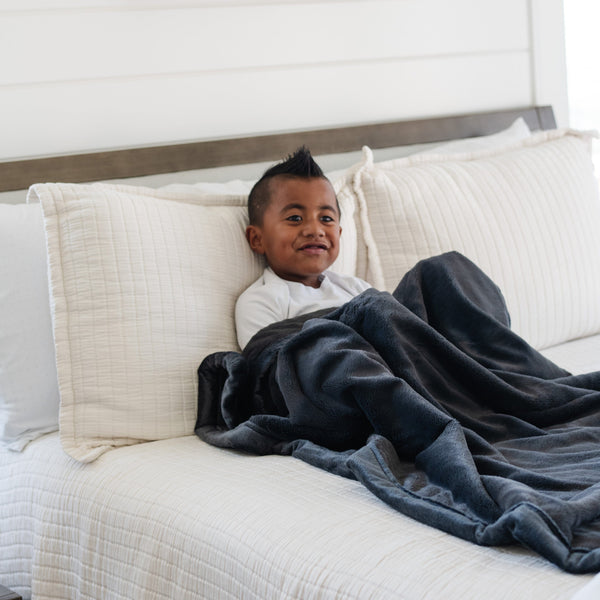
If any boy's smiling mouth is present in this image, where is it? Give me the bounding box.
[298,242,328,253]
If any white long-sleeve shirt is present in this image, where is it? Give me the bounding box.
[235,267,371,349]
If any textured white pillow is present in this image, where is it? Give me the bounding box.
[31,179,356,462]
[345,118,532,280]
[31,182,260,462]
[353,129,600,350]
[0,203,59,450]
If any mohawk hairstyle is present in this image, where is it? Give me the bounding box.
[247,146,333,226]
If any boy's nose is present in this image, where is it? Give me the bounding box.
[302,218,325,236]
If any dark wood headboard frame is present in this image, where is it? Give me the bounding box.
[0,106,555,193]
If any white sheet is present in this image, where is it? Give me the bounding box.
[541,334,600,375]
[1,432,594,600]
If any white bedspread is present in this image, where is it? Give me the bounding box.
[540,334,600,376]
[1,432,596,600]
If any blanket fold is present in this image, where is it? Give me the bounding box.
[195,251,600,573]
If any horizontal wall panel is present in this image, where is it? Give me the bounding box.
[0,52,531,160]
[0,0,337,9]
[1,0,528,85]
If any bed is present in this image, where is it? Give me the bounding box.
[2,105,600,599]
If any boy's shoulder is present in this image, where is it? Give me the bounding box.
[235,268,291,349]
[237,268,288,305]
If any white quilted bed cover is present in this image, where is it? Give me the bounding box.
[1,431,596,600]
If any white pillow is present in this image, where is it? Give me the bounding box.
[31,182,259,462]
[0,203,59,450]
[353,129,600,350]
[31,179,356,462]
[346,118,532,280]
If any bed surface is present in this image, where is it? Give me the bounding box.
[1,432,595,600]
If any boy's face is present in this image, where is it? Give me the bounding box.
[246,176,342,288]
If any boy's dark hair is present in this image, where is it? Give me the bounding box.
[248,146,334,225]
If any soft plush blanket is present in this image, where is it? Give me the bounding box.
[195,252,600,574]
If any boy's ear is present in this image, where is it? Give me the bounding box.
[246,225,265,255]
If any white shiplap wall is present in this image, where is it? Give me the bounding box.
[0,0,567,161]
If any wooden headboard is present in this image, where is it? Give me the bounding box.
[0,106,555,193]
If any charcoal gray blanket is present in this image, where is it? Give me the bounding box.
[195,251,600,573]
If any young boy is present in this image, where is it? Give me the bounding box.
[235,147,371,349]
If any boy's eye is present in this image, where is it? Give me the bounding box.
[286,215,302,222]
[321,215,335,223]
